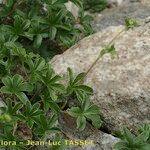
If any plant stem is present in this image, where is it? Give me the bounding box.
[13,122,18,136]
[85,28,125,76]
[30,85,44,101]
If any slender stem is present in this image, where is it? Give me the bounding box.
[30,85,44,101]
[22,62,28,78]
[62,28,125,108]
[85,28,125,76]
[13,122,18,136]
[108,28,125,47]
[61,99,68,110]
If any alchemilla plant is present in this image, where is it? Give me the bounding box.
[0,0,93,59]
[0,0,149,149]
[114,124,150,150]
[0,42,102,149]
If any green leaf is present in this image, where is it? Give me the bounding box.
[1,74,33,103]
[16,92,29,104]
[123,128,135,143]
[33,34,43,48]
[75,89,86,102]
[125,17,139,30]
[77,116,86,130]
[74,85,93,94]
[84,105,100,115]
[67,107,82,117]
[49,27,57,40]
[73,72,85,85]
[136,131,149,143]
[70,0,83,8]
[19,83,33,92]
[49,101,60,113]
[114,141,128,150]
[100,45,116,58]
[67,99,102,130]
[86,114,102,128]
[35,114,59,136]
[49,75,62,83]
[67,67,74,85]
[20,101,43,128]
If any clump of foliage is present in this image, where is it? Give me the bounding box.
[114,124,150,150]
[125,17,139,30]
[0,41,101,149]
[83,0,107,13]
[0,0,93,59]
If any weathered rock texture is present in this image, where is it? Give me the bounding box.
[34,112,119,150]
[59,113,119,150]
[107,0,140,7]
[65,1,79,19]
[92,3,150,31]
[141,0,150,5]
[50,21,150,133]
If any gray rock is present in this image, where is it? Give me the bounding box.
[141,0,150,4]
[50,21,150,133]
[107,0,140,7]
[65,2,79,19]
[59,112,119,150]
[92,3,150,31]
[33,113,119,150]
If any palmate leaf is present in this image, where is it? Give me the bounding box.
[35,114,60,137]
[67,107,82,117]
[87,114,102,128]
[114,141,128,150]
[43,96,60,113]
[100,44,117,58]
[27,56,48,82]
[0,99,22,123]
[67,98,101,130]
[41,72,65,101]
[13,15,30,35]
[5,42,27,60]
[66,68,93,102]
[125,17,139,30]
[0,74,33,104]
[123,128,135,144]
[136,131,150,144]
[49,26,57,40]
[33,34,43,48]
[18,101,43,128]
[77,116,86,130]
[114,125,150,150]
[25,21,48,48]
[139,124,150,143]
[16,92,29,104]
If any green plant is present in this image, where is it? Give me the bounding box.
[85,18,139,75]
[125,17,139,30]
[0,0,94,59]
[67,97,102,130]
[0,11,143,150]
[83,0,107,13]
[0,42,101,149]
[114,125,150,150]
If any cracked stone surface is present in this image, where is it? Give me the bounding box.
[50,21,150,133]
[91,3,150,31]
[59,112,119,150]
